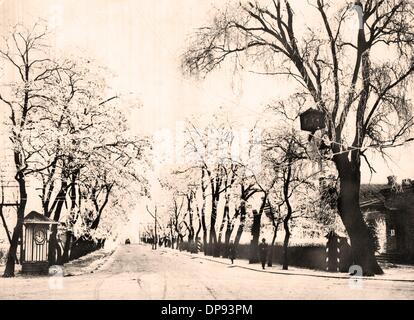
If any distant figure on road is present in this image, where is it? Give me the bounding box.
[125,238,131,245]
[258,238,268,270]
[228,241,236,264]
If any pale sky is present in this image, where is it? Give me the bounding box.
[0,0,413,186]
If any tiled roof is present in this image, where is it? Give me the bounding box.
[24,211,58,224]
[359,184,388,208]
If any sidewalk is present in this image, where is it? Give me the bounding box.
[0,248,115,277]
[160,246,414,283]
[63,248,115,276]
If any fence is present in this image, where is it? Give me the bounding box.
[165,240,328,271]
[230,243,327,270]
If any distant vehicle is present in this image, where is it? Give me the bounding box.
[125,239,131,245]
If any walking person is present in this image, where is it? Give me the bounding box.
[228,241,236,264]
[258,238,268,270]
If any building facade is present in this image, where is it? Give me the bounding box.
[361,181,414,264]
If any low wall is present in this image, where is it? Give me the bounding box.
[159,240,328,271]
[69,238,106,261]
[226,243,327,271]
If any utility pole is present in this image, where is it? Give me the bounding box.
[146,205,158,250]
[154,206,157,250]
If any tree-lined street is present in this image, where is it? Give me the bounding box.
[1,244,413,300]
[1,0,414,301]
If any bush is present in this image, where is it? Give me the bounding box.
[176,240,199,253]
[239,243,327,270]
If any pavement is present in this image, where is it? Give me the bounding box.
[0,244,413,300]
[179,248,414,283]
[63,249,115,276]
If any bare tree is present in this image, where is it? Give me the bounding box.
[0,22,149,273]
[182,0,414,275]
[263,127,317,269]
[0,22,61,277]
[217,163,237,256]
[184,118,236,256]
[248,159,278,264]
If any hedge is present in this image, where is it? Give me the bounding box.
[227,243,327,271]
[162,240,328,271]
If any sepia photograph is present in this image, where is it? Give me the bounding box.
[0,0,414,306]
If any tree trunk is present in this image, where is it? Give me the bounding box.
[195,209,202,240]
[268,223,279,267]
[187,195,195,252]
[209,194,219,256]
[282,163,293,271]
[49,182,67,265]
[170,227,174,249]
[194,205,202,253]
[282,218,291,270]
[49,229,62,265]
[330,21,382,276]
[250,194,267,264]
[234,201,246,247]
[249,210,262,264]
[61,231,73,264]
[335,154,383,276]
[217,195,230,257]
[62,172,78,263]
[43,157,58,217]
[90,184,113,231]
[200,195,208,255]
[177,234,184,250]
[0,204,13,247]
[209,226,217,256]
[199,169,208,255]
[223,208,239,258]
[223,225,232,258]
[3,172,27,277]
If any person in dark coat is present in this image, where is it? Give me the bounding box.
[258,238,268,270]
[228,241,236,264]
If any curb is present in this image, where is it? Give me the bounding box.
[63,248,116,277]
[97,248,118,272]
[162,248,414,283]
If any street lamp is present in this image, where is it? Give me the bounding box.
[299,108,326,133]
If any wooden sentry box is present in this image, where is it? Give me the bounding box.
[21,211,58,275]
[325,230,352,273]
